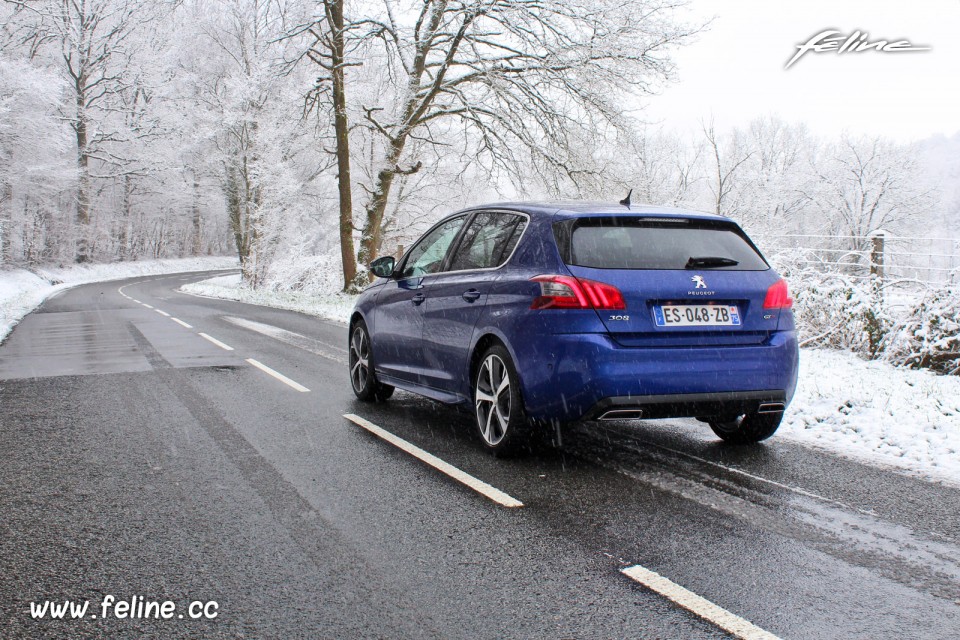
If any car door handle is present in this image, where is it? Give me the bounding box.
[461,289,482,302]
[412,293,426,305]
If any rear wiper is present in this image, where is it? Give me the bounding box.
[685,256,739,269]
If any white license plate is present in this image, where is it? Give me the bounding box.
[654,304,741,327]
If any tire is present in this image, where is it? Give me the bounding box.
[349,320,394,402]
[708,411,782,444]
[474,344,530,456]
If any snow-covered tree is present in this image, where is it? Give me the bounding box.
[805,135,937,255]
[297,0,698,288]
[0,53,71,265]
[2,0,175,262]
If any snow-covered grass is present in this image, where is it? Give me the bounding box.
[781,349,960,487]
[0,256,238,343]
[182,273,960,487]
[180,273,356,325]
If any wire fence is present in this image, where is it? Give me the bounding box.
[755,233,960,287]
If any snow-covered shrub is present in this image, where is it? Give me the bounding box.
[259,249,350,294]
[884,285,960,375]
[770,248,891,358]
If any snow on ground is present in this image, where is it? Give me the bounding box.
[186,274,960,487]
[180,273,356,325]
[780,349,960,487]
[0,256,238,343]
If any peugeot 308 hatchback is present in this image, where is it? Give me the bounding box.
[349,202,799,454]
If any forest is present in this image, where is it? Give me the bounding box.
[1,0,957,306]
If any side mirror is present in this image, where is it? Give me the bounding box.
[369,256,396,279]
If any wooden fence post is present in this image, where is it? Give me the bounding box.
[869,230,886,280]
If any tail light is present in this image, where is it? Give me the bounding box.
[763,278,793,309]
[531,275,625,310]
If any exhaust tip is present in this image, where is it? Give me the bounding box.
[599,409,644,421]
[758,402,785,414]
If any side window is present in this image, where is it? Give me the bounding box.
[448,213,527,271]
[400,215,467,279]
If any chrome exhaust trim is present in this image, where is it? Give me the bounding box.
[757,402,785,414]
[599,409,645,421]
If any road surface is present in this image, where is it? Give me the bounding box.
[1,271,958,639]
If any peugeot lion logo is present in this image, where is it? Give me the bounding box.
[691,275,707,289]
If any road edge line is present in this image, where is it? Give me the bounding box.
[621,564,780,640]
[343,413,523,508]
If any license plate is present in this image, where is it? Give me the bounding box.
[653,304,741,327]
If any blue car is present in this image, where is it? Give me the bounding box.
[349,202,799,454]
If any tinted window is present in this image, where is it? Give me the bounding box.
[448,213,527,271]
[555,218,769,271]
[400,215,466,278]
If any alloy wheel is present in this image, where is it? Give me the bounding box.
[475,354,512,445]
[350,326,370,393]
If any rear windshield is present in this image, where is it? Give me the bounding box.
[553,217,769,271]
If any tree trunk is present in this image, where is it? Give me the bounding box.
[357,136,406,275]
[0,182,12,265]
[225,166,247,267]
[75,82,91,263]
[119,174,132,260]
[327,0,359,292]
[191,173,202,255]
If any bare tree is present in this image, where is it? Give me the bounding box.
[296,0,360,291]
[702,119,754,218]
[808,135,937,254]
[296,0,697,288]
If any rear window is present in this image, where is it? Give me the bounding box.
[553,217,769,271]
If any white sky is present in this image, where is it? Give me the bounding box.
[643,0,960,142]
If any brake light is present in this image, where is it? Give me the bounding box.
[763,278,793,309]
[531,275,626,310]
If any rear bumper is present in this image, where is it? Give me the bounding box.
[511,330,799,423]
[585,391,786,421]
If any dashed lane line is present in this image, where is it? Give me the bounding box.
[198,333,234,351]
[343,414,524,508]
[621,565,781,640]
[114,284,311,395]
[246,359,310,392]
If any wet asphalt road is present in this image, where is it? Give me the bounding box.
[1,270,959,639]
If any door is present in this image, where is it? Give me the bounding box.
[420,212,528,393]
[372,215,467,384]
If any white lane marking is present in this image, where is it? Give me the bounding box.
[142,303,154,309]
[155,309,171,317]
[343,414,524,508]
[198,333,234,351]
[246,358,310,392]
[132,299,141,304]
[621,565,780,640]
[171,318,193,329]
[223,316,346,363]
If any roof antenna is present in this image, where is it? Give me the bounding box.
[619,189,632,208]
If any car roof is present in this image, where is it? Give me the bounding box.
[462,201,728,222]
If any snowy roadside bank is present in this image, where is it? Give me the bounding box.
[0,256,238,343]
[181,273,960,488]
[779,350,960,487]
[180,273,356,325]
